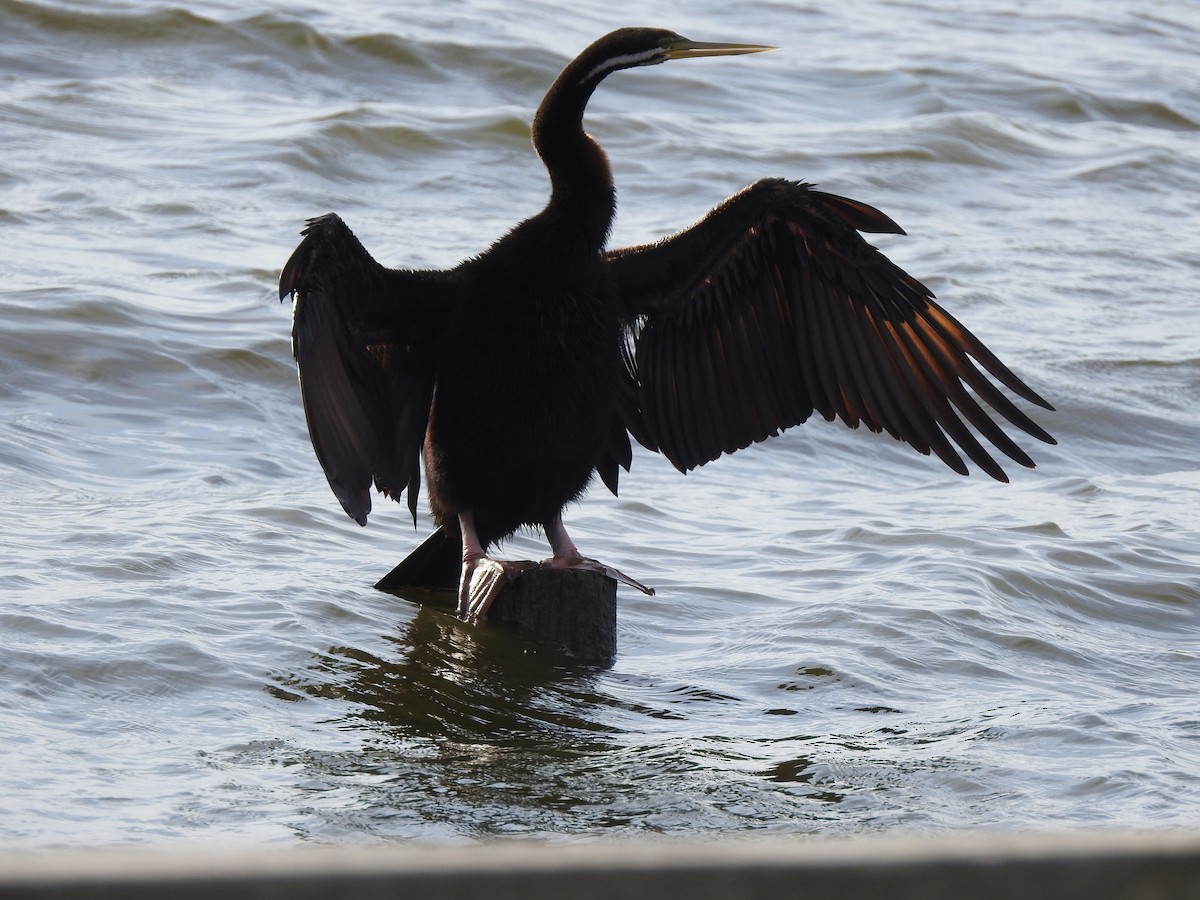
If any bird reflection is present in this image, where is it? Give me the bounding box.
[283,603,619,752]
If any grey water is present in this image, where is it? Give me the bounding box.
[2,0,1199,847]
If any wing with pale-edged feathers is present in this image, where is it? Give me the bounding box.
[279,214,453,525]
[606,178,1055,481]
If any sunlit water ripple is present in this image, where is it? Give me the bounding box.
[1,0,1198,847]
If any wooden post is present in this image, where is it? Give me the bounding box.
[375,532,618,663]
[489,568,617,663]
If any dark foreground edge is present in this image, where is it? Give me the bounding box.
[2,831,1199,900]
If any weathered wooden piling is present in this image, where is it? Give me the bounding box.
[488,568,617,663]
[375,537,618,662]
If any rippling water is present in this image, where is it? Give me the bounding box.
[2,0,1199,847]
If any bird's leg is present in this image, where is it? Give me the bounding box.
[456,511,535,622]
[542,516,655,596]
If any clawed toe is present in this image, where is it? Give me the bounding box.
[455,510,656,625]
[457,556,537,622]
[543,554,655,596]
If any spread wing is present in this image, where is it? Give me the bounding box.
[607,178,1055,481]
[279,214,454,525]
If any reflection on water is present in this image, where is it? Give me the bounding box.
[290,603,620,753]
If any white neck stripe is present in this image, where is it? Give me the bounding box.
[579,47,661,85]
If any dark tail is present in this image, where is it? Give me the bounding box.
[374,526,462,594]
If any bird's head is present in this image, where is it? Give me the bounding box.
[577,27,775,80]
[533,28,776,206]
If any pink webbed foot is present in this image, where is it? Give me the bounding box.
[454,512,655,623]
[542,552,655,596]
[456,554,537,623]
[543,515,654,596]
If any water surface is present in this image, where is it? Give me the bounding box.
[2,0,1199,847]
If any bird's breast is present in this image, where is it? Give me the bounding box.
[437,263,621,418]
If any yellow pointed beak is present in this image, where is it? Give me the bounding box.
[665,38,777,60]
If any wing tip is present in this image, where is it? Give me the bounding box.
[809,188,908,236]
[334,485,371,528]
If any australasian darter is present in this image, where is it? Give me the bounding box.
[279,27,1055,622]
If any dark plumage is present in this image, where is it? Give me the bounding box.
[279,27,1055,621]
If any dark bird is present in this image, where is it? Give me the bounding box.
[279,27,1055,622]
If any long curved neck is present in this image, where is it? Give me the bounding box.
[530,47,620,245]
